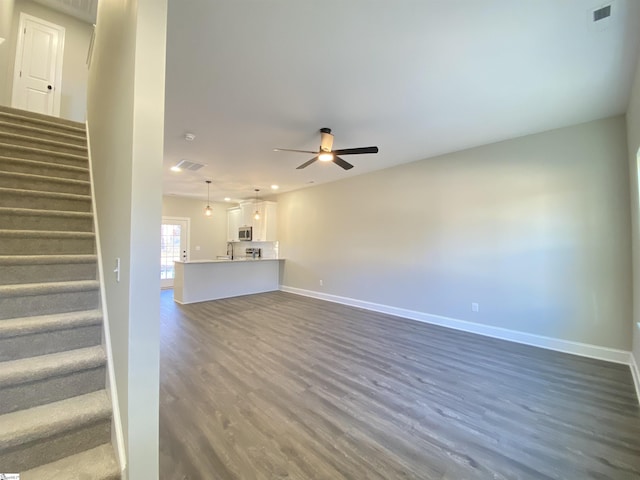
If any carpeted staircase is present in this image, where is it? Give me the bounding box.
[0,106,120,479]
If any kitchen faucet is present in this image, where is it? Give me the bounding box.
[226,242,234,260]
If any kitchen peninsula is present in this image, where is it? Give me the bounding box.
[173,258,284,304]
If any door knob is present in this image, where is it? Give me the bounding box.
[47,85,52,90]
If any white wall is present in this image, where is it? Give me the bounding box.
[0,0,15,105]
[162,196,229,260]
[278,116,632,351]
[627,55,640,369]
[87,0,166,478]
[4,0,92,121]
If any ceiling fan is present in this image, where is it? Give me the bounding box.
[274,128,379,170]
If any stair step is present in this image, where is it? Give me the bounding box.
[0,310,102,361]
[0,280,100,320]
[0,155,89,181]
[0,254,97,285]
[0,143,87,167]
[0,120,87,147]
[0,106,85,135]
[0,346,106,415]
[0,390,111,472]
[0,207,93,232]
[0,229,95,255]
[0,131,88,156]
[0,187,91,212]
[0,170,90,195]
[22,443,120,480]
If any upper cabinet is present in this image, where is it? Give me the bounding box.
[227,207,241,242]
[235,201,277,242]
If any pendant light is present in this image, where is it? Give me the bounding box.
[253,188,260,220]
[204,180,213,217]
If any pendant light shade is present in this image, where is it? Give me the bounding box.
[253,188,260,220]
[205,180,212,217]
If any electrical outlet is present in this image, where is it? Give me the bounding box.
[196,245,201,251]
[472,303,479,312]
[319,280,323,286]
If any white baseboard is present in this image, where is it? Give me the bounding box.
[279,285,632,366]
[631,354,640,404]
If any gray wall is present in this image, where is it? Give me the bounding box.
[87,0,166,477]
[278,116,632,350]
[627,55,640,366]
[3,0,92,121]
[162,196,229,260]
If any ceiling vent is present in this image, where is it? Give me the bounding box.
[593,5,611,22]
[175,159,206,171]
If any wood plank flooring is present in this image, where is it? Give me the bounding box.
[159,290,640,480]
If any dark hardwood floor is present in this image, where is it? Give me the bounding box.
[159,290,640,480]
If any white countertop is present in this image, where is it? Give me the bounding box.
[175,258,284,264]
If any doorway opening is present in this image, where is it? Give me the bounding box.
[161,217,190,289]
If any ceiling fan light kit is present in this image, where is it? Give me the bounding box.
[274,127,379,171]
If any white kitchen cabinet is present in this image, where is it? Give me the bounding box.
[239,202,256,227]
[227,207,241,242]
[235,201,277,241]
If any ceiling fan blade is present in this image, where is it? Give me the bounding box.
[332,146,379,156]
[296,156,318,169]
[332,156,354,170]
[274,148,318,154]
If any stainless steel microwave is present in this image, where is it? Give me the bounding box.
[239,226,252,241]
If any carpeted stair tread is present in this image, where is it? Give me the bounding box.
[0,310,102,338]
[0,310,102,361]
[0,121,86,146]
[0,170,90,188]
[0,280,99,299]
[0,186,91,201]
[0,229,94,239]
[0,106,85,132]
[0,390,110,451]
[0,131,88,154]
[21,443,120,480]
[0,230,96,256]
[0,346,105,388]
[0,254,96,265]
[0,207,92,220]
[0,156,89,180]
[0,208,93,232]
[0,142,87,166]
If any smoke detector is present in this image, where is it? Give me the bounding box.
[185,133,196,141]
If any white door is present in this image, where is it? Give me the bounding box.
[11,13,65,117]
[161,218,190,289]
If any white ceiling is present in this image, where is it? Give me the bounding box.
[32,0,97,24]
[164,0,640,203]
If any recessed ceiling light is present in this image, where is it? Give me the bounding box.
[185,133,196,141]
[270,185,279,190]
[224,197,231,201]
[170,165,181,172]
